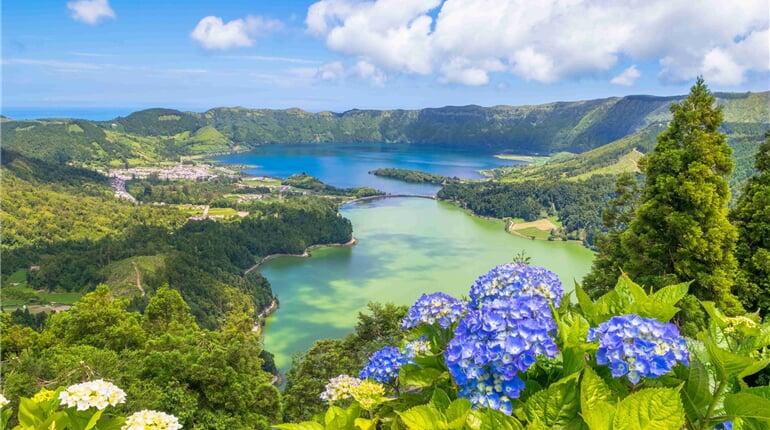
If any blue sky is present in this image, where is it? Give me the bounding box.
[2,0,768,114]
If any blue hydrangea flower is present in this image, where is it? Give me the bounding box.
[360,346,409,383]
[469,263,563,308]
[587,315,689,384]
[402,292,467,329]
[445,296,558,414]
[403,337,431,360]
[715,421,733,430]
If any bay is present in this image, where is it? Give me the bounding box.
[260,197,595,374]
[214,143,522,194]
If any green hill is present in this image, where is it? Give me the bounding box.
[4,91,767,170]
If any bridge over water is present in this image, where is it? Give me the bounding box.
[343,194,437,205]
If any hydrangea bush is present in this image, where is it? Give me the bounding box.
[279,263,770,430]
[0,380,180,430]
[4,264,768,429]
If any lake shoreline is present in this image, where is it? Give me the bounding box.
[244,237,358,275]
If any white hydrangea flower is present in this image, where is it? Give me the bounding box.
[0,394,9,408]
[122,410,182,430]
[58,379,126,411]
[320,374,362,402]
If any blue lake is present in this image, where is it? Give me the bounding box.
[214,143,521,194]
[213,143,595,378]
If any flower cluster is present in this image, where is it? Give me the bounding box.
[350,380,386,410]
[122,410,181,430]
[403,337,431,360]
[469,263,563,308]
[360,346,410,383]
[0,394,8,409]
[32,389,56,404]
[401,292,467,329]
[320,374,362,402]
[58,379,126,411]
[588,315,689,384]
[445,296,558,414]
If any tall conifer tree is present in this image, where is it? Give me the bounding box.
[623,77,741,314]
[731,131,770,315]
[584,78,743,323]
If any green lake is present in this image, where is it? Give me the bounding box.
[260,197,595,374]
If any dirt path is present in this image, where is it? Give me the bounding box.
[132,261,145,297]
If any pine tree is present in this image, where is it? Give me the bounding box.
[583,78,743,325]
[624,77,741,314]
[731,131,770,315]
[581,172,641,296]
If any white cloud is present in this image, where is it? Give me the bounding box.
[305,0,769,86]
[351,60,387,86]
[67,0,115,25]
[439,57,502,86]
[191,16,283,51]
[700,49,745,85]
[316,61,345,81]
[611,65,641,86]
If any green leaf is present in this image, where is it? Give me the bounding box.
[324,405,350,430]
[574,282,596,322]
[445,399,471,429]
[681,355,712,424]
[524,414,547,430]
[94,416,126,430]
[579,367,615,430]
[17,397,45,428]
[273,422,325,430]
[592,291,624,323]
[624,300,680,323]
[399,364,444,390]
[742,386,770,401]
[615,274,649,305]
[703,337,769,379]
[397,405,445,430]
[724,392,770,421]
[477,409,524,430]
[83,408,104,430]
[612,387,685,430]
[524,373,580,427]
[355,417,377,430]
[700,302,729,328]
[652,281,689,306]
[560,311,592,349]
[430,388,451,412]
[562,347,588,376]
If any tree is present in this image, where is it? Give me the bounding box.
[731,131,770,315]
[582,172,641,295]
[584,78,742,327]
[142,285,198,335]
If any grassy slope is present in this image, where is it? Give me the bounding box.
[101,255,166,298]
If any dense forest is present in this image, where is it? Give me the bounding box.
[438,175,619,244]
[281,173,384,198]
[369,168,452,184]
[1,150,353,329]
[1,285,282,429]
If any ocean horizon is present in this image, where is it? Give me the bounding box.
[2,107,156,121]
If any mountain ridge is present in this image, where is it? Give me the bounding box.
[2,91,767,172]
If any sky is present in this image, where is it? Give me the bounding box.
[2,0,769,115]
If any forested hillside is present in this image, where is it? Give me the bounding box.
[3,92,766,171]
[1,150,352,329]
